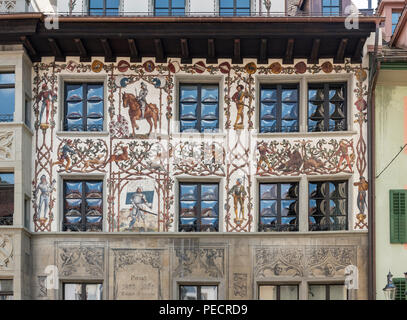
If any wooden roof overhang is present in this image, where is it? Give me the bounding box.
[0,14,383,64]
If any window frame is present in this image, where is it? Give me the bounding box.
[258,284,299,300]
[259,83,299,133]
[154,0,186,16]
[258,182,299,232]
[88,0,120,16]
[393,278,407,300]
[0,279,13,300]
[0,72,15,123]
[392,11,402,34]
[308,180,348,231]
[390,189,407,243]
[321,0,341,16]
[219,0,251,16]
[62,179,103,232]
[178,83,220,133]
[178,182,219,232]
[62,282,103,300]
[179,284,218,300]
[0,172,14,226]
[308,283,348,300]
[64,82,104,132]
[307,82,347,132]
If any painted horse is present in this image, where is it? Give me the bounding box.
[122,92,159,136]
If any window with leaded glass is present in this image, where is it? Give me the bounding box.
[308,83,346,132]
[220,0,251,16]
[259,182,298,232]
[155,0,185,16]
[180,285,218,300]
[63,180,103,232]
[179,183,219,232]
[308,284,347,300]
[64,83,104,131]
[63,283,103,300]
[89,0,119,15]
[322,0,341,16]
[260,84,299,133]
[0,280,13,300]
[179,84,219,133]
[0,73,15,122]
[0,173,14,226]
[259,285,299,300]
[309,180,348,231]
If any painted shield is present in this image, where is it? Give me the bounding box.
[355,69,367,82]
[245,62,257,74]
[115,75,130,88]
[91,60,104,73]
[355,98,367,112]
[118,60,130,73]
[66,60,77,72]
[270,62,282,74]
[194,61,206,73]
[168,61,181,73]
[152,76,167,89]
[321,61,334,73]
[143,60,155,72]
[219,61,231,74]
[295,62,307,74]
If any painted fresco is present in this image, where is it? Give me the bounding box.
[31,57,369,232]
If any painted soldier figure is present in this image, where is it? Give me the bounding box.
[35,175,56,221]
[232,85,249,129]
[354,176,368,214]
[137,82,148,118]
[228,178,247,223]
[129,187,151,229]
[257,142,273,174]
[335,140,354,172]
[37,83,56,126]
[53,139,75,171]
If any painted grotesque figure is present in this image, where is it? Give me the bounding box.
[228,178,247,224]
[35,175,56,221]
[257,142,273,173]
[53,139,75,171]
[335,139,354,171]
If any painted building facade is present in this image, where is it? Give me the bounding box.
[373,0,407,300]
[0,0,378,300]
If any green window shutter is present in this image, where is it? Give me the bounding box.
[394,278,407,300]
[390,190,407,243]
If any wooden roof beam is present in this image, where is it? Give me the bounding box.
[283,38,294,64]
[20,36,39,61]
[258,38,268,65]
[308,38,320,64]
[334,38,348,64]
[233,38,242,64]
[207,38,217,64]
[351,38,366,64]
[48,38,65,62]
[100,38,116,63]
[180,38,191,64]
[73,38,90,62]
[128,38,141,63]
[154,38,166,63]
